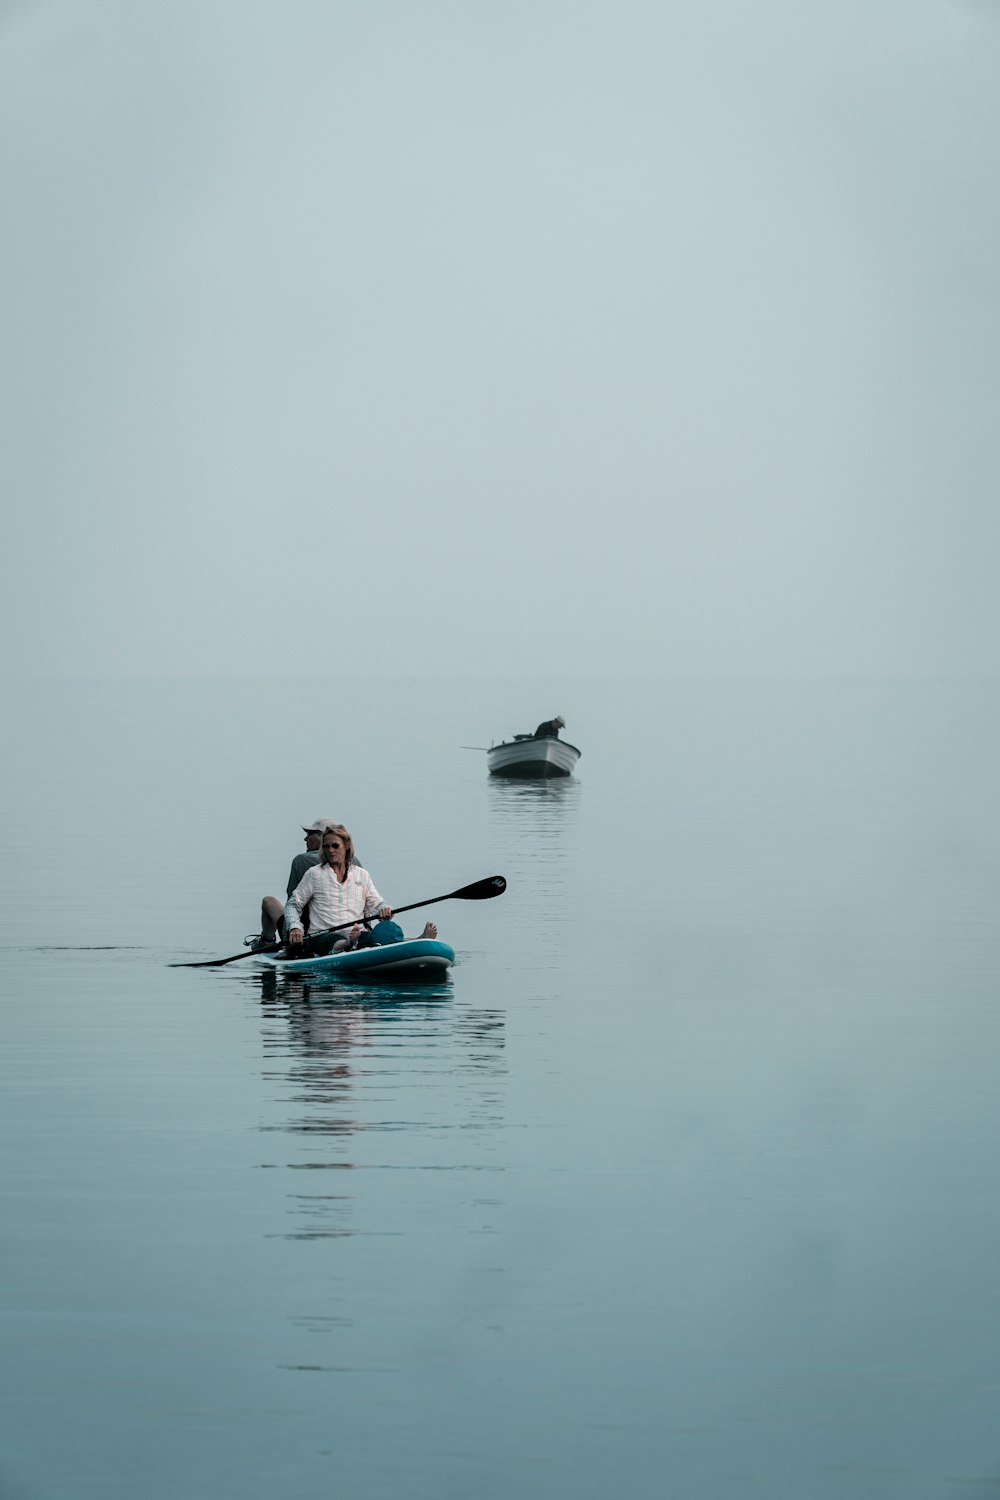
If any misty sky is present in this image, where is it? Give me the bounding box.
[2,0,998,677]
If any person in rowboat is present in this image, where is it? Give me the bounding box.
[285,823,437,955]
[533,714,565,738]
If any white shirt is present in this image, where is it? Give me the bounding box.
[284,862,385,936]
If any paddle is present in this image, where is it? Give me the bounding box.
[170,875,507,969]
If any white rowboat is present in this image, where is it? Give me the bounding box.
[486,736,581,779]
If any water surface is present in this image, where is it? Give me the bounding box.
[2,677,999,1498]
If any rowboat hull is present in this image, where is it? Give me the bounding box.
[257,937,455,980]
[487,737,581,778]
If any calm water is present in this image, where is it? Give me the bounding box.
[2,677,1000,1498]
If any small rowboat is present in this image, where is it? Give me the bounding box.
[257,937,455,980]
[487,735,581,779]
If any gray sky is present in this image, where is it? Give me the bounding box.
[2,0,998,677]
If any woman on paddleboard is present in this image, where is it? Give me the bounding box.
[285,824,437,955]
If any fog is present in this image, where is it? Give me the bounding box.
[2,0,998,677]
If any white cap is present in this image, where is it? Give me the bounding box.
[554,715,566,727]
[302,818,336,832]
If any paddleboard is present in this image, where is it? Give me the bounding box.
[256,937,455,980]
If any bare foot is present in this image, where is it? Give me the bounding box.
[420,921,438,939]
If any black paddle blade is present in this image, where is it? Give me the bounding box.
[453,875,506,900]
[390,875,506,918]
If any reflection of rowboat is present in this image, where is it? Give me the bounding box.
[257,938,455,980]
[486,735,581,779]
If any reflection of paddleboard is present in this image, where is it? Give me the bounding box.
[257,938,455,979]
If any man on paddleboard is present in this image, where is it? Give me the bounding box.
[285,819,332,894]
[250,818,337,950]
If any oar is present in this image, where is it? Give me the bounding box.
[169,875,507,969]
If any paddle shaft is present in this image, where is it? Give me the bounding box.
[170,875,506,969]
[286,891,460,947]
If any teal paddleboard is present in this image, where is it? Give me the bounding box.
[257,937,455,980]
